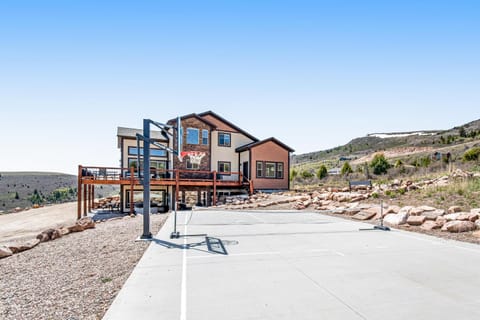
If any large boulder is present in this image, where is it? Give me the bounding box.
[421,220,441,231]
[0,246,13,259]
[68,217,95,233]
[399,206,415,215]
[441,221,476,233]
[444,213,460,221]
[423,209,445,221]
[471,208,480,215]
[448,206,462,213]
[417,205,437,212]
[385,205,401,214]
[407,216,426,226]
[352,210,377,221]
[8,239,40,254]
[384,212,409,226]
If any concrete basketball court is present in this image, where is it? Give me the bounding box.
[103,210,480,320]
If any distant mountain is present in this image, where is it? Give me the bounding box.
[0,172,118,212]
[292,119,480,168]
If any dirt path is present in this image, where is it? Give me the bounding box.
[0,202,77,244]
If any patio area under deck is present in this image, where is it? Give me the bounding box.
[76,165,253,219]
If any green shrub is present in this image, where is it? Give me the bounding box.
[290,169,298,181]
[317,165,328,179]
[370,154,391,175]
[463,147,480,162]
[300,170,314,179]
[341,162,353,175]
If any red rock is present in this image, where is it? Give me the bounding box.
[8,239,40,253]
[441,221,476,233]
[352,210,377,221]
[448,206,462,213]
[421,221,440,231]
[407,216,426,226]
[0,246,13,259]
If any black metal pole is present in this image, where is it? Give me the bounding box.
[141,119,152,239]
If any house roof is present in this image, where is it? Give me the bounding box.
[236,137,295,153]
[198,110,259,142]
[167,113,218,128]
[117,127,168,140]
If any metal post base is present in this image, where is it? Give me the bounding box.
[140,233,153,239]
[170,231,180,239]
[374,225,390,231]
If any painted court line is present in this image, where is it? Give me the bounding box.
[180,214,188,320]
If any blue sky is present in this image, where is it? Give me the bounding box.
[0,0,479,174]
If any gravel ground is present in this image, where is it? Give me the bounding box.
[0,213,168,320]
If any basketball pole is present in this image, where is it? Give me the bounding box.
[141,118,153,239]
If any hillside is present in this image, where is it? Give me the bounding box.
[292,119,480,174]
[0,172,118,213]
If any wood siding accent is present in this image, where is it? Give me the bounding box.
[250,141,290,190]
[200,114,239,133]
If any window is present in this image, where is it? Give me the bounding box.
[265,162,276,178]
[255,161,285,179]
[256,161,263,177]
[126,190,166,208]
[202,129,209,145]
[186,158,200,170]
[218,132,231,147]
[218,161,231,174]
[277,162,284,179]
[128,158,167,170]
[186,128,199,145]
[128,147,166,157]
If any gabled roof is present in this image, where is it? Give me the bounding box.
[236,137,295,153]
[167,113,217,128]
[198,110,258,142]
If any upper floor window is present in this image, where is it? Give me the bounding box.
[128,147,166,157]
[186,128,199,145]
[202,129,209,145]
[218,132,231,147]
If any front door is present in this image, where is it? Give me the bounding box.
[243,162,249,181]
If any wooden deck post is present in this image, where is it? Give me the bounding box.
[91,185,95,210]
[77,165,82,220]
[213,170,217,206]
[130,166,134,216]
[87,185,91,212]
[83,184,87,217]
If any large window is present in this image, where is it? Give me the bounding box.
[218,161,231,174]
[186,128,199,145]
[128,158,167,170]
[128,147,166,157]
[126,190,166,208]
[202,129,209,145]
[256,161,263,178]
[256,161,284,179]
[277,163,284,179]
[218,132,231,147]
[265,162,276,178]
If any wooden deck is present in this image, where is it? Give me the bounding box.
[77,165,253,219]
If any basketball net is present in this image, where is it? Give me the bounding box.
[180,151,206,165]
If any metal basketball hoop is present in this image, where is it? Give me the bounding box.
[180,151,206,165]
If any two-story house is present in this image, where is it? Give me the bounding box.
[77,111,294,215]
